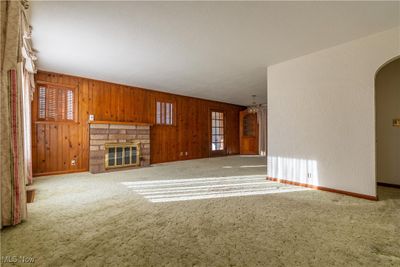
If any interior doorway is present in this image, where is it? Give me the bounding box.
[375,56,400,193]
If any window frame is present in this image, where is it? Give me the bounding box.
[155,99,176,126]
[36,82,79,123]
[209,109,226,155]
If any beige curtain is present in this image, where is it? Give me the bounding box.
[21,0,36,184]
[1,0,36,227]
[21,63,33,184]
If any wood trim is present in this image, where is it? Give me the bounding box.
[33,169,87,177]
[266,176,378,201]
[377,182,400,189]
[35,121,80,125]
[88,120,153,126]
[36,80,77,90]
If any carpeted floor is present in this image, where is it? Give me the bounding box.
[1,156,400,266]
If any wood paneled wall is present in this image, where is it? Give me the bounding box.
[33,71,244,176]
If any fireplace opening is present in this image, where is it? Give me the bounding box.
[105,142,141,169]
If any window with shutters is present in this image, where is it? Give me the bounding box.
[37,84,77,122]
[156,100,174,125]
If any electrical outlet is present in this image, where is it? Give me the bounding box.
[185,152,188,156]
[71,159,76,166]
[89,114,95,121]
[307,173,312,179]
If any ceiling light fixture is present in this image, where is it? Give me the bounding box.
[247,95,258,114]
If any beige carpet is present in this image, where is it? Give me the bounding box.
[1,156,399,266]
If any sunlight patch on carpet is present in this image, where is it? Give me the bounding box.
[122,175,309,202]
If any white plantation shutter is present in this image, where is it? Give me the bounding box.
[46,87,57,120]
[38,86,46,119]
[38,85,76,121]
[66,90,73,120]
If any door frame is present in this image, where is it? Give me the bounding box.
[374,55,400,197]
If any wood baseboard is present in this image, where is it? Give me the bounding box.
[266,177,378,201]
[377,182,400,189]
[33,169,87,178]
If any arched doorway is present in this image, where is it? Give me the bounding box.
[375,56,400,197]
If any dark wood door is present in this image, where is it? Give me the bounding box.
[240,110,259,155]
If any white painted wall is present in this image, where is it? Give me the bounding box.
[376,58,400,186]
[267,27,400,197]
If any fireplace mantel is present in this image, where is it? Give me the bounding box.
[89,120,153,126]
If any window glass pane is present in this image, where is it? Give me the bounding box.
[108,147,115,166]
[162,102,165,124]
[116,147,123,165]
[124,147,130,165]
[170,104,173,125]
[166,103,171,124]
[131,147,137,164]
[215,143,220,150]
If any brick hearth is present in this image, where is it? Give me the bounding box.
[89,122,151,173]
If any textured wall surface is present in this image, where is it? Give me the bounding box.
[267,27,400,196]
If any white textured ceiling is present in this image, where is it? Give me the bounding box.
[31,1,399,105]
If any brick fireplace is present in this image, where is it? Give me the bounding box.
[89,122,151,173]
